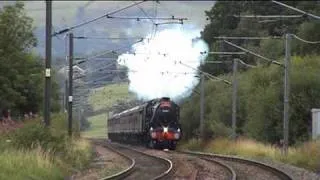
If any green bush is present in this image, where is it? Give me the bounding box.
[180,55,320,144]
[9,123,67,152]
[0,113,93,178]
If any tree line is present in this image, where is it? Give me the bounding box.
[0,2,60,119]
[180,1,320,144]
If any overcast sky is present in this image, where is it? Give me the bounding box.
[23,1,215,29]
[1,1,216,57]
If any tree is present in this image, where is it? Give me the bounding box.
[180,1,320,144]
[0,2,60,117]
[200,1,320,76]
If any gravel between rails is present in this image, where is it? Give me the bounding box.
[132,147,233,180]
[109,143,171,180]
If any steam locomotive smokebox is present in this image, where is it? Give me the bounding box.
[311,108,320,140]
[161,97,170,101]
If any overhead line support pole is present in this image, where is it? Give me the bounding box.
[232,59,238,140]
[44,0,52,127]
[68,33,74,137]
[200,73,205,140]
[283,33,291,155]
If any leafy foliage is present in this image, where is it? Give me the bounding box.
[181,56,320,144]
[201,1,320,75]
[0,113,93,178]
[0,2,60,115]
[180,1,320,144]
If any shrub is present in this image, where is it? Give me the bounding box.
[9,123,67,152]
[180,55,320,145]
[1,113,93,178]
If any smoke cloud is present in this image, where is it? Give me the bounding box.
[117,28,208,101]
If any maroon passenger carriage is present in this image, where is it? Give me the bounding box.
[107,97,182,150]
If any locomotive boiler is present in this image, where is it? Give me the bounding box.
[107,97,181,150]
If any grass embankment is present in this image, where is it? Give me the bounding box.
[180,137,320,172]
[88,83,134,111]
[82,113,108,138]
[83,83,135,138]
[0,114,93,180]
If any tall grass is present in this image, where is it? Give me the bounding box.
[0,113,93,179]
[0,148,64,180]
[180,137,320,172]
[61,138,93,170]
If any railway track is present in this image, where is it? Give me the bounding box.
[196,156,236,180]
[89,139,294,180]
[179,150,294,180]
[126,145,236,180]
[93,140,172,180]
[166,150,236,180]
[98,143,135,180]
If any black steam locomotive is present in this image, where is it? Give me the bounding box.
[107,97,181,150]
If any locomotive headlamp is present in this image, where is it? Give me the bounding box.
[163,127,168,133]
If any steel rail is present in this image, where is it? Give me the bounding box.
[166,150,236,180]
[180,150,293,180]
[99,143,136,180]
[200,156,236,180]
[108,142,173,180]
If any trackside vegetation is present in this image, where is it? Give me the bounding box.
[0,114,93,179]
[179,56,320,173]
[180,138,320,172]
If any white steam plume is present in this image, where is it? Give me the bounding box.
[117,28,208,101]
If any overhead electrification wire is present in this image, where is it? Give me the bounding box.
[73,38,143,65]
[291,34,320,44]
[73,36,147,40]
[133,0,156,25]
[223,40,283,66]
[272,0,320,20]
[105,16,187,21]
[52,0,146,37]
[238,60,257,68]
[213,36,283,40]
[178,61,232,85]
[233,15,304,18]
[155,21,183,26]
